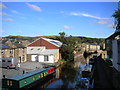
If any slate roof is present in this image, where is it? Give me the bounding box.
[106,32,120,40]
[42,38,62,47]
[27,37,62,48]
[13,43,25,48]
[0,44,10,49]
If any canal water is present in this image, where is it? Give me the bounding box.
[30,55,93,89]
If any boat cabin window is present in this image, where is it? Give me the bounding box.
[10,81,12,86]
[24,80,27,84]
[44,73,46,76]
[32,77,35,80]
[38,75,40,78]
[7,80,9,86]
[42,73,44,77]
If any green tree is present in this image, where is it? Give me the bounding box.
[113,9,120,29]
[58,32,75,61]
[59,32,65,37]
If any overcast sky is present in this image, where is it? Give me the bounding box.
[1,2,118,38]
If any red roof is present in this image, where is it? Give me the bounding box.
[28,38,60,49]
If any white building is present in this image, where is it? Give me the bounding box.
[27,38,62,63]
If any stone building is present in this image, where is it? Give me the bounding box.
[0,40,30,63]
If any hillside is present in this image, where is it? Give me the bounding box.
[1,35,105,45]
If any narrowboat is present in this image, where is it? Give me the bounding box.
[75,78,90,89]
[2,67,55,89]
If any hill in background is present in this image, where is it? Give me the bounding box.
[1,35,105,45]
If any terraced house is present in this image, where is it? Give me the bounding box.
[0,40,30,63]
[27,38,62,63]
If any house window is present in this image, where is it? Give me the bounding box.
[38,48,40,50]
[31,48,33,50]
[22,48,24,53]
[22,55,24,61]
[1,50,4,54]
[8,60,11,62]
[44,55,49,61]
[2,60,5,62]
[10,50,13,54]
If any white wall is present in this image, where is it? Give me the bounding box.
[31,55,54,63]
[27,47,45,54]
[112,40,119,71]
[28,47,59,63]
[38,55,44,62]
[49,55,54,63]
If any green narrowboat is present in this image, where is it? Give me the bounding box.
[2,67,55,89]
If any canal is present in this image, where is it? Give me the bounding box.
[29,55,93,89]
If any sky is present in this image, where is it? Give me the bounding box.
[0,2,118,38]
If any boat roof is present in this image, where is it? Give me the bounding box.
[6,67,52,81]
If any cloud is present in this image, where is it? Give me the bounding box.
[70,12,108,19]
[97,20,109,24]
[0,12,7,16]
[0,30,5,33]
[19,16,27,19]
[11,10,21,15]
[0,30,6,36]
[3,18,13,21]
[17,30,23,34]
[0,3,7,9]
[108,23,114,28]
[63,25,73,29]
[97,20,114,28]
[70,12,81,16]
[26,3,42,12]
[60,11,65,14]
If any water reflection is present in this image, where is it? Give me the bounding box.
[33,55,92,89]
[60,62,77,88]
[46,55,92,89]
[47,62,77,89]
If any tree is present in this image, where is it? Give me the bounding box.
[60,45,74,61]
[58,32,75,61]
[113,9,120,30]
[58,32,67,44]
[59,32,65,37]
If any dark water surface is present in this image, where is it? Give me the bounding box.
[31,55,93,89]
